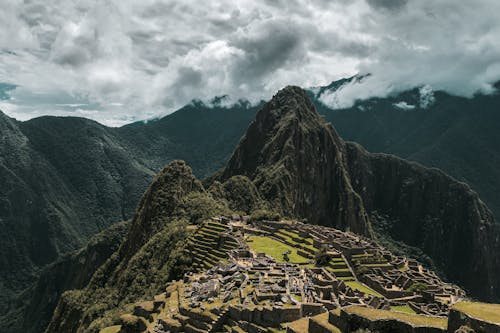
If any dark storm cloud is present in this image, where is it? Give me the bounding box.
[230,20,304,82]
[366,0,408,10]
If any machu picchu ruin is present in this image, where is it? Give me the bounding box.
[100,216,500,333]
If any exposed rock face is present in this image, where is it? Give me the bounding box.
[221,86,371,236]
[220,86,500,301]
[344,143,500,300]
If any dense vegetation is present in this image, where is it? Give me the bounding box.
[46,160,257,332]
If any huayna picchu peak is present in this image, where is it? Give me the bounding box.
[40,86,500,333]
[221,86,371,236]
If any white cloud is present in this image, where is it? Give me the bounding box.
[0,0,499,125]
[393,101,416,111]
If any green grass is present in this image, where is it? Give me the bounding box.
[247,236,309,263]
[391,305,417,314]
[99,326,121,333]
[286,317,309,333]
[452,302,500,324]
[338,277,356,281]
[276,231,316,251]
[345,306,447,329]
[352,253,373,258]
[345,281,383,297]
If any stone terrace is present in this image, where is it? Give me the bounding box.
[101,216,484,333]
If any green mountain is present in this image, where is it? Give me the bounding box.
[46,86,500,333]
[0,112,153,315]
[0,221,129,333]
[0,104,257,318]
[0,104,253,313]
[2,80,500,332]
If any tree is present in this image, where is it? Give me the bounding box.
[406,282,428,293]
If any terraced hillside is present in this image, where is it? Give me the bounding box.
[185,221,239,272]
[98,216,500,333]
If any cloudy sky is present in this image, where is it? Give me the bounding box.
[1,0,500,126]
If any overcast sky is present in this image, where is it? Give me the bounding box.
[1,0,500,126]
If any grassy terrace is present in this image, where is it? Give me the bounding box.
[345,306,447,329]
[247,235,310,264]
[311,312,342,333]
[391,305,417,314]
[452,302,500,324]
[275,230,316,253]
[345,281,383,297]
[286,317,309,333]
[99,326,121,333]
[185,221,237,271]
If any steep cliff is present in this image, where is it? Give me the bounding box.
[221,86,371,236]
[344,142,500,300]
[220,86,500,300]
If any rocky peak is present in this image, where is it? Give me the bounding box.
[221,86,372,236]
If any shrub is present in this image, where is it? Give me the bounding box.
[248,209,281,222]
[406,282,428,293]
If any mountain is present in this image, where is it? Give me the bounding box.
[117,101,260,176]
[3,79,500,331]
[46,161,224,332]
[220,86,371,236]
[220,86,500,301]
[0,104,257,315]
[46,86,500,333]
[0,221,129,333]
[0,112,152,314]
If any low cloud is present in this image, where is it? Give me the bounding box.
[0,0,499,125]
